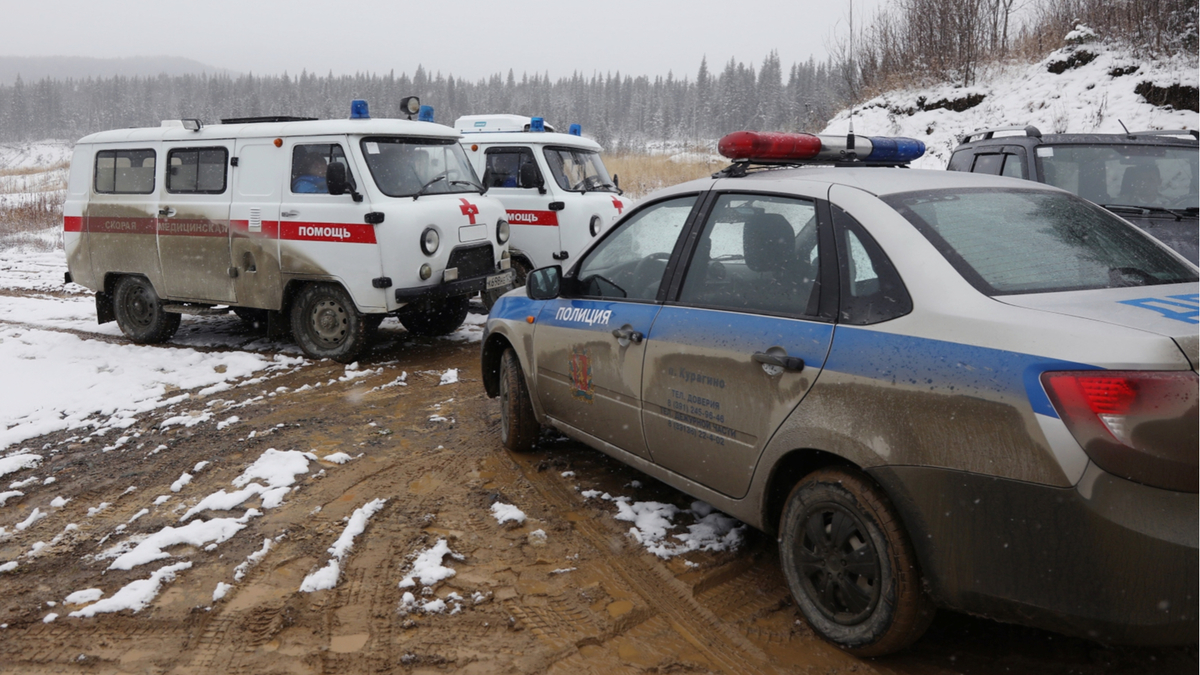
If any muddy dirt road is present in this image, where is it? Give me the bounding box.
[0,314,1194,675]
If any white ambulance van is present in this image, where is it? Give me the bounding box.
[63,100,513,363]
[454,115,627,301]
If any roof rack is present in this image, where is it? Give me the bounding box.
[961,125,1043,143]
[219,115,318,124]
[1129,129,1199,140]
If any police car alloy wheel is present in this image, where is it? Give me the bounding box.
[499,348,540,451]
[779,468,934,657]
[113,275,180,344]
[290,283,367,363]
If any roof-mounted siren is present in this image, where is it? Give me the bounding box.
[717,130,925,165]
[568,124,582,136]
[399,96,421,120]
[350,99,370,119]
[718,131,822,161]
[418,105,435,123]
[815,135,926,163]
[529,117,546,133]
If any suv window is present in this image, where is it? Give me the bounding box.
[167,147,228,194]
[573,195,697,301]
[832,206,912,324]
[483,148,542,189]
[1036,144,1198,210]
[292,144,355,194]
[359,137,479,198]
[95,149,156,194]
[678,193,821,318]
[543,147,617,193]
[884,188,1198,295]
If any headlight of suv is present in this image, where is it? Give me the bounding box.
[497,219,510,244]
[421,227,439,256]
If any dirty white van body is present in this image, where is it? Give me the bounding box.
[63,105,513,362]
[455,115,627,296]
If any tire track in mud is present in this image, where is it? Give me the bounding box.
[501,450,785,675]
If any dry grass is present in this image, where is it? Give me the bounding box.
[0,194,62,236]
[604,152,725,199]
[0,161,70,178]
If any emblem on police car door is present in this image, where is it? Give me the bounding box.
[569,348,594,403]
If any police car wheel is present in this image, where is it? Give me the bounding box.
[398,296,469,336]
[499,347,539,452]
[290,283,366,363]
[113,275,180,344]
[779,468,934,657]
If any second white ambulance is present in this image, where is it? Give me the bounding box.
[63,100,512,362]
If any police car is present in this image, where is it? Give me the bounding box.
[455,115,628,302]
[480,130,1199,655]
[63,99,512,362]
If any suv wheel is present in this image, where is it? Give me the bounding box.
[290,283,366,363]
[113,276,180,344]
[398,296,469,336]
[779,467,934,657]
[498,347,539,451]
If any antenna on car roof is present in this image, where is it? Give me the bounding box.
[1118,119,1133,138]
[846,0,857,159]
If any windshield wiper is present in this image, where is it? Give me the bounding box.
[412,175,446,200]
[1101,204,1191,219]
[450,179,484,193]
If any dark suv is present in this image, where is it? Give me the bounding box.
[948,126,1199,263]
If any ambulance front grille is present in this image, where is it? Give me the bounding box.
[446,243,494,280]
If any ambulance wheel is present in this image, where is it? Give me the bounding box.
[499,347,539,452]
[113,275,180,344]
[398,296,469,336]
[290,283,366,363]
[779,467,934,657]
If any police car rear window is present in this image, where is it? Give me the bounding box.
[883,188,1197,295]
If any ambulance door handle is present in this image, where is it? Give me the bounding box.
[281,210,299,218]
[158,207,175,218]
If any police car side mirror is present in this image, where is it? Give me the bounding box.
[526,266,561,300]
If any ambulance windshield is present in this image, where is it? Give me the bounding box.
[359,137,483,198]
[543,147,617,193]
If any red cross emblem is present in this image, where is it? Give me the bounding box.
[611,197,624,214]
[459,198,479,224]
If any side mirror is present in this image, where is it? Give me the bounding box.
[526,266,561,300]
[327,163,349,195]
[612,173,620,190]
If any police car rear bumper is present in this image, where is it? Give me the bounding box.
[395,270,513,303]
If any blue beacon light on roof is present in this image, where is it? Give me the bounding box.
[350,99,370,119]
[418,105,435,123]
[863,136,925,163]
[568,124,582,136]
[529,117,545,132]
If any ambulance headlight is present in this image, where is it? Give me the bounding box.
[421,228,440,256]
[589,215,602,237]
[496,219,510,244]
[419,264,432,280]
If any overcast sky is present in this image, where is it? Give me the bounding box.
[1,0,885,81]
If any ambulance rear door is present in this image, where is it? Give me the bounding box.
[157,141,237,303]
[482,145,561,269]
[230,138,285,310]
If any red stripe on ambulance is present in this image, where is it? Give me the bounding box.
[506,210,559,226]
[157,219,230,237]
[63,216,82,232]
[280,221,377,244]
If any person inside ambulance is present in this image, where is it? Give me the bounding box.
[292,152,329,193]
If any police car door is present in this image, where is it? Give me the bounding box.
[534,195,700,460]
[484,147,560,269]
[641,193,835,498]
[157,142,236,302]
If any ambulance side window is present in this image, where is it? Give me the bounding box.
[167,147,228,194]
[95,149,156,194]
[483,148,540,189]
[291,144,355,194]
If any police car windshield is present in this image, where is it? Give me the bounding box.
[359,137,482,198]
[884,188,1198,296]
[1036,144,1198,211]
[543,147,616,193]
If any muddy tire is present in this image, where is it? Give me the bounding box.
[498,347,539,452]
[779,467,934,657]
[112,275,180,344]
[289,283,367,363]
[398,296,469,336]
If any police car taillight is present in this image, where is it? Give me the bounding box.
[718,131,821,161]
[1041,370,1198,492]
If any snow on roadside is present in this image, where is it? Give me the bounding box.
[299,498,386,593]
[102,510,260,571]
[181,448,316,521]
[0,454,41,479]
[67,562,192,617]
[397,538,467,615]
[490,502,525,525]
[583,492,746,560]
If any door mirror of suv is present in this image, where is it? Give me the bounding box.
[526,266,561,300]
[519,163,546,194]
[327,163,364,202]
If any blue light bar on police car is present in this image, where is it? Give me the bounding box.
[418,105,435,123]
[720,130,925,164]
[569,124,582,136]
[864,136,925,163]
[350,99,370,119]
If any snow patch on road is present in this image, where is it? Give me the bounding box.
[299,498,386,592]
[67,562,192,617]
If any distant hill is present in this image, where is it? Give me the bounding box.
[0,56,233,84]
